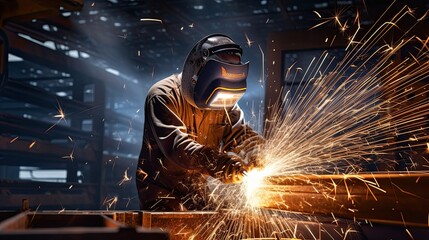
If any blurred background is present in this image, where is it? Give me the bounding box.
[0,0,427,210]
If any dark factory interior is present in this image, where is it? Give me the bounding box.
[0,0,429,239]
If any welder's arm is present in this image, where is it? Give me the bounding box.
[222,105,265,168]
[147,95,244,183]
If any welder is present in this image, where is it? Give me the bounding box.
[136,34,264,211]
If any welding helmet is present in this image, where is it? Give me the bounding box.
[181,34,249,109]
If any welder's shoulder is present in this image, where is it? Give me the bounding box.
[146,74,182,102]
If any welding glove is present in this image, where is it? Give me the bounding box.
[235,135,265,169]
[204,152,245,184]
[220,155,245,183]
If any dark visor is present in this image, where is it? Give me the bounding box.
[194,59,249,109]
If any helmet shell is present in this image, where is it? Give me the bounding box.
[181,34,244,108]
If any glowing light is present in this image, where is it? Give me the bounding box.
[208,90,245,108]
[242,167,272,208]
[29,141,36,149]
[118,169,132,186]
[62,149,74,161]
[45,99,67,133]
[103,196,118,210]
[244,33,253,47]
[313,10,322,18]
[137,168,148,181]
[9,136,19,143]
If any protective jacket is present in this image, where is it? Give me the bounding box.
[136,74,261,210]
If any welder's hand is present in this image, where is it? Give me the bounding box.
[213,154,245,184]
[235,135,265,167]
[244,155,262,171]
[222,158,246,183]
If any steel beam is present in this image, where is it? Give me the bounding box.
[1,80,142,131]
[0,211,169,240]
[258,172,429,227]
[0,28,7,91]
[4,28,125,87]
[0,0,83,25]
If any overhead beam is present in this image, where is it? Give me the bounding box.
[0,29,7,90]
[0,0,83,26]
[4,24,148,99]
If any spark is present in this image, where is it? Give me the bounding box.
[244,33,253,47]
[45,99,67,133]
[188,23,194,28]
[308,19,332,30]
[150,199,162,209]
[9,136,19,143]
[183,4,429,239]
[391,183,423,199]
[62,147,75,161]
[313,10,322,18]
[29,141,36,149]
[118,169,132,186]
[416,36,429,56]
[29,203,41,225]
[153,170,160,180]
[140,18,163,24]
[159,196,175,199]
[103,196,118,210]
[123,196,135,208]
[175,225,191,236]
[344,228,359,239]
[258,44,265,86]
[331,212,339,225]
[158,158,167,170]
[137,167,148,181]
[58,208,65,214]
[69,185,73,189]
[346,12,361,50]
[406,228,415,240]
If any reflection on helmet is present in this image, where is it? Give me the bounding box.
[181,34,249,110]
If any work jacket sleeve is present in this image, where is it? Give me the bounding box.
[146,93,237,179]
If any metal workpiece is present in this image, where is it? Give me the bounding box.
[0,210,339,240]
[0,211,169,240]
[0,205,428,240]
[257,172,429,227]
